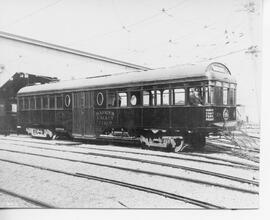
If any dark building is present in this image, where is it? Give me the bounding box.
[0,72,58,133]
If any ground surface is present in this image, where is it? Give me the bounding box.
[0,133,259,209]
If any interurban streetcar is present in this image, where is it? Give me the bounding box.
[17,62,237,152]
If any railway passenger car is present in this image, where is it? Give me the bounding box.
[17,62,237,152]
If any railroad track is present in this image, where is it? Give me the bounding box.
[181,150,259,169]
[0,187,55,208]
[0,147,259,193]
[207,140,260,153]
[66,143,259,170]
[205,143,259,163]
[0,158,224,209]
[0,137,259,170]
[0,140,259,185]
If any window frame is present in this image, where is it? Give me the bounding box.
[56,94,64,109]
[18,97,24,111]
[213,82,223,106]
[229,83,237,106]
[42,95,49,109]
[30,96,36,110]
[107,91,117,108]
[143,90,156,106]
[172,88,186,106]
[49,95,56,109]
[161,89,171,106]
[156,90,162,106]
[117,91,128,108]
[207,81,237,106]
[143,90,151,106]
[223,87,228,105]
[36,96,41,109]
[24,97,30,110]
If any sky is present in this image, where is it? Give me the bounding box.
[0,0,262,122]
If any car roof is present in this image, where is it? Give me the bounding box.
[18,62,236,96]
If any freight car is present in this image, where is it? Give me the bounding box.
[17,62,237,152]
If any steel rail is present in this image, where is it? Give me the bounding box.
[0,187,56,208]
[0,143,259,187]
[0,137,259,170]
[0,148,259,193]
[0,137,255,170]
[205,143,259,163]
[0,158,224,209]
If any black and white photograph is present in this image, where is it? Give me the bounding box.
[0,0,263,211]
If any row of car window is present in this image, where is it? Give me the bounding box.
[18,85,236,110]
[18,95,64,110]
[108,89,188,107]
[18,88,194,110]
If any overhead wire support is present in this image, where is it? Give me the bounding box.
[199,45,258,62]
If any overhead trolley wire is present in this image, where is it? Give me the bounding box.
[0,0,63,29]
[143,8,251,63]
[67,0,189,46]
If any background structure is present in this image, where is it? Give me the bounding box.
[0,0,262,122]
